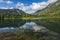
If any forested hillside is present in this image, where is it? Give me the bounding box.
[36,0,60,17]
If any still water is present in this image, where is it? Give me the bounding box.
[0,19,45,27]
[0,19,49,32]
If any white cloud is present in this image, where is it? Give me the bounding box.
[6,1,13,4]
[0,0,3,2]
[16,2,30,11]
[26,10,36,14]
[15,0,57,14]
[0,7,14,9]
[48,0,57,4]
[0,7,8,9]
[9,7,14,9]
[0,0,14,4]
[0,0,58,14]
[16,2,24,6]
[30,2,48,11]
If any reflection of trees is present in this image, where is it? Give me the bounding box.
[34,19,60,33]
[0,19,26,28]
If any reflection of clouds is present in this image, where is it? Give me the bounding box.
[0,22,49,33]
[33,26,49,32]
[0,27,14,30]
[33,26,45,32]
[22,22,37,29]
[0,27,14,32]
[21,22,49,32]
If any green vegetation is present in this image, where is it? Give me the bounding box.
[0,30,60,40]
[0,9,25,20]
[35,0,60,17]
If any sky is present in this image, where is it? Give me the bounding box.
[0,0,57,14]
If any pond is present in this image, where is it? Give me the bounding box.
[0,18,60,33]
[0,19,49,32]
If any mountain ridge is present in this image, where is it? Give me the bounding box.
[35,0,60,16]
[0,9,26,15]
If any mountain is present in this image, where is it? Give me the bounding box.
[0,9,26,15]
[35,0,60,16]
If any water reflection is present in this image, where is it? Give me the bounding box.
[0,22,49,33]
[0,27,14,32]
[22,22,37,29]
[0,19,26,27]
[21,22,49,32]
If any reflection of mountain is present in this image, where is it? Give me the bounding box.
[0,27,59,40]
[0,22,49,34]
[0,19,26,27]
[0,21,59,40]
[20,22,49,33]
[34,19,60,33]
[0,28,22,33]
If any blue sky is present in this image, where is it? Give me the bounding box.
[14,0,48,5]
[0,0,57,14]
[6,0,48,5]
